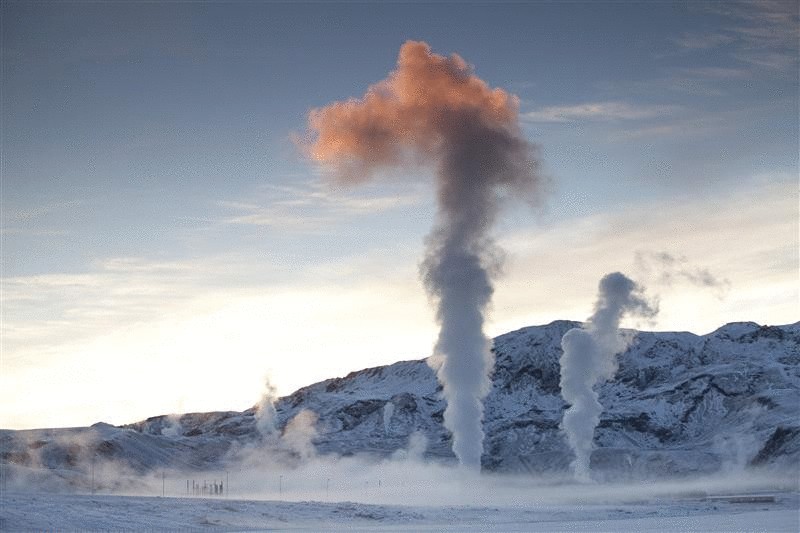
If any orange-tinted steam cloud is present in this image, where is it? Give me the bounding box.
[305,40,541,472]
[308,40,532,188]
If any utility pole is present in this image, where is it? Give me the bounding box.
[91,456,95,495]
[279,474,283,496]
[162,470,165,497]
[226,471,229,498]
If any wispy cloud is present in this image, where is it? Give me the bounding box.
[523,101,679,123]
[673,32,735,50]
[594,75,727,99]
[220,206,331,230]
[0,199,90,238]
[2,257,231,354]
[2,199,85,223]
[608,99,789,140]
[676,66,751,79]
[595,63,760,102]
[718,0,798,46]
[674,1,798,73]
[219,180,422,230]
[1,199,86,236]
[1,227,70,237]
[734,51,797,71]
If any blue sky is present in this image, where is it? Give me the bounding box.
[2,1,798,428]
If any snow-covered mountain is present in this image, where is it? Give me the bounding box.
[2,320,798,489]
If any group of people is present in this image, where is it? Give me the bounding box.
[188,479,223,496]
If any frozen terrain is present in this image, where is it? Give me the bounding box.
[2,487,798,531]
[1,320,798,530]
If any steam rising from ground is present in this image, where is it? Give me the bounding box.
[305,40,541,471]
[254,380,319,461]
[280,410,319,461]
[255,378,278,440]
[2,403,794,518]
[559,273,657,481]
[3,429,793,510]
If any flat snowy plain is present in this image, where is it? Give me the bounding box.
[3,488,798,531]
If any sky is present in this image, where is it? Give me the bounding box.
[2,1,798,429]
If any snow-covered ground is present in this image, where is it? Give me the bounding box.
[2,489,798,531]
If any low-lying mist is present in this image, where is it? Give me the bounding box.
[2,426,796,510]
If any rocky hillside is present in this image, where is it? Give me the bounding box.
[2,320,798,488]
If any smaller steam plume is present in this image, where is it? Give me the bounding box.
[251,380,318,462]
[559,272,657,482]
[159,414,182,438]
[255,378,278,441]
[281,409,319,461]
[383,402,395,436]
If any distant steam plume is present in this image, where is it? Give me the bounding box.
[305,41,541,471]
[559,272,657,481]
[282,409,318,461]
[634,250,730,297]
[255,378,278,441]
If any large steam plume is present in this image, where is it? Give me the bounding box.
[559,272,657,482]
[305,41,540,470]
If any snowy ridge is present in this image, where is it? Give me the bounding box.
[2,320,798,488]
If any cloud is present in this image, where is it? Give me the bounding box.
[733,51,797,71]
[534,99,740,141]
[523,101,679,123]
[592,70,743,100]
[1,199,87,236]
[1,228,70,237]
[1,257,238,362]
[674,1,798,73]
[606,103,776,140]
[672,32,735,50]
[717,1,799,48]
[218,180,422,230]
[2,200,85,223]
[676,66,751,79]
